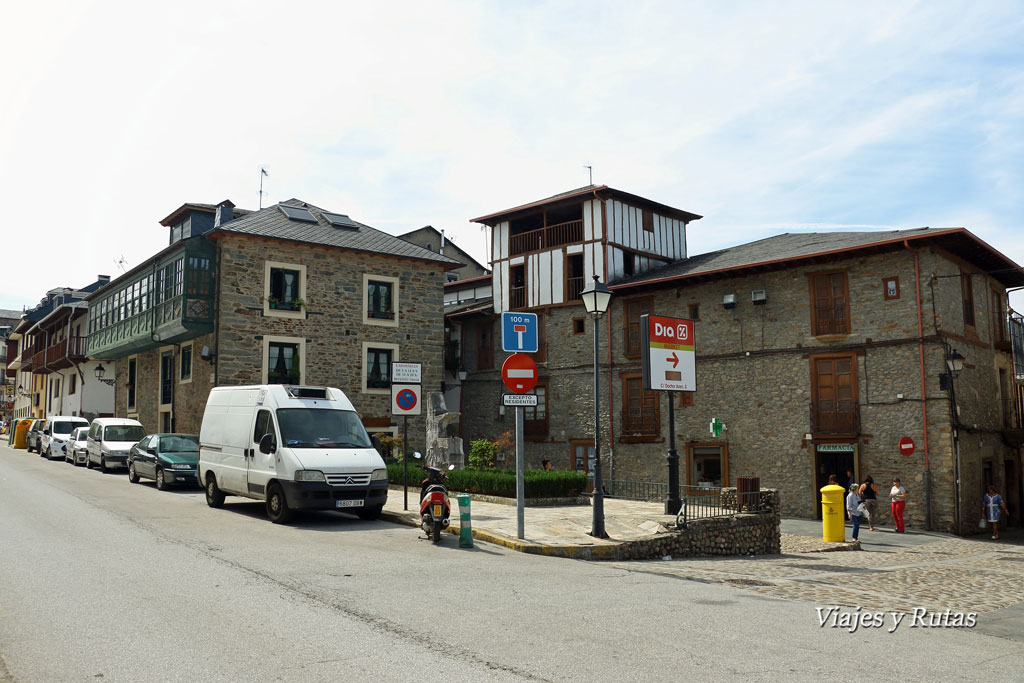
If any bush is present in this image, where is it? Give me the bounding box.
[468,439,496,470]
[386,463,587,499]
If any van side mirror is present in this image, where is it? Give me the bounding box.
[259,433,277,455]
[371,435,383,454]
[43,429,50,435]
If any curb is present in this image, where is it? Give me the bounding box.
[379,509,624,559]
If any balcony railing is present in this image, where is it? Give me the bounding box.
[622,410,659,436]
[509,285,526,310]
[566,276,584,302]
[509,220,584,256]
[43,336,87,371]
[810,403,860,434]
[813,306,850,335]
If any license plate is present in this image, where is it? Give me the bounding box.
[336,500,363,508]
[433,504,443,517]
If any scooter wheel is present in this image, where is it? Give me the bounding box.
[432,519,441,544]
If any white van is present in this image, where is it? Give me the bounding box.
[41,416,90,460]
[87,418,146,472]
[199,385,388,524]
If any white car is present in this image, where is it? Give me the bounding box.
[41,416,90,460]
[66,426,90,466]
[87,418,146,472]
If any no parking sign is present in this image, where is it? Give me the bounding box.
[391,384,422,416]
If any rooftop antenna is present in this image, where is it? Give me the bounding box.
[259,167,269,209]
[114,255,128,273]
[584,165,593,185]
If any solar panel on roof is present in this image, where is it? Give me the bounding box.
[279,205,317,223]
[322,211,359,229]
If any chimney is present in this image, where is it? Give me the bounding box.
[97,275,111,285]
[214,200,235,228]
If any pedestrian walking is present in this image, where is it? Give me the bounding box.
[859,476,879,531]
[890,477,906,533]
[846,469,856,491]
[846,485,863,540]
[982,485,1010,540]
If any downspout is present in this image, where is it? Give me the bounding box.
[214,237,222,387]
[905,240,932,530]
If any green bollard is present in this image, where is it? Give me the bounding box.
[457,493,473,548]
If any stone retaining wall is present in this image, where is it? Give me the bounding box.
[617,489,781,560]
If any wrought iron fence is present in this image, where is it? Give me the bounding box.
[607,481,767,525]
[607,480,667,501]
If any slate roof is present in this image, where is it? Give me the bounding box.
[209,199,461,268]
[615,227,1024,290]
[471,185,702,225]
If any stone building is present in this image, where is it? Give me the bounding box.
[398,225,489,282]
[85,199,459,448]
[456,185,1024,535]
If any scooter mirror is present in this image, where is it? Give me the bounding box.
[413,451,422,459]
[448,464,455,471]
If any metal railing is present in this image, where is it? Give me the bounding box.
[813,306,850,335]
[607,480,667,501]
[565,276,585,302]
[622,411,659,436]
[509,286,526,310]
[509,219,584,256]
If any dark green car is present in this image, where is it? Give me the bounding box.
[128,433,200,490]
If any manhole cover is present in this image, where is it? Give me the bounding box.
[726,578,774,587]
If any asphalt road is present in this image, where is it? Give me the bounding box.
[1,444,1022,683]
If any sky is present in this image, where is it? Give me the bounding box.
[2,1,1022,311]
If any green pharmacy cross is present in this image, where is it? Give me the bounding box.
[709,417,725,437]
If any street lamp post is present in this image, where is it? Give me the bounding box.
[581,275,612,539]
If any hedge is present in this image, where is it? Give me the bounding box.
[386,463,587,499]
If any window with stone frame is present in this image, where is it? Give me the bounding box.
[523,381,548,440]
[809,271,850,336]
[267,341,301,385]
[621,373,659,441]
[126,357,137,410]
[365,346,393,389]
[179,343,192,382]
[367,280,395,320]
[269,267,302,311]
[623,297,652,357]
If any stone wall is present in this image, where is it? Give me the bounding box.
[617,489,781,560]
[214,234,446,453]
[458,244,1021,535]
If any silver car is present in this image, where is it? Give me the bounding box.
[66,426,90,466]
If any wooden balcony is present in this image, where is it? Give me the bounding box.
[810,404,860,435]
[44,336,87,371]
[31,348,50,374]
[509,286,526,310]
[509,220,583,257]
[566,276,584,302]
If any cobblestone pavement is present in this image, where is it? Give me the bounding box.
[604,533,1024,615]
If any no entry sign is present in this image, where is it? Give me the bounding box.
[898,436,915,455]
[501,353,538,394]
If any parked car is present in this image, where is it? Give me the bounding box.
[26,419,46,453]
[87,417,146,472]
[41,416,90,460]
[128,433,200,490]
[66,426,90,465]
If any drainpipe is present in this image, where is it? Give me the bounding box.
[905,240,932,530]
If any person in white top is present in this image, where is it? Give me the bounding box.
[889,478,906,533]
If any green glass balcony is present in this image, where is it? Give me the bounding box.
[87,240,216,360]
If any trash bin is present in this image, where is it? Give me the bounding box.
[12,419,32,449]
[457,493,473,548]
[821,484,846,542]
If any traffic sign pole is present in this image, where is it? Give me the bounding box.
[665,395,681,515]
[516,405,525,540]
[403,415,409,511]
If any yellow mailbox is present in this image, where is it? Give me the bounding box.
[821,484,847,542]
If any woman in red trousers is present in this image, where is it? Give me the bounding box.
[890,477,906,532]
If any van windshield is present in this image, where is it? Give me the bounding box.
[104,425,145,442]
[53,421,86,435]
[276,409,372,448]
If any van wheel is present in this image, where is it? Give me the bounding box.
[205,476,225,508]
[128,463,140,483]
[266,484,292,524]
[356,505,383,521]
[155,468,166,491]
